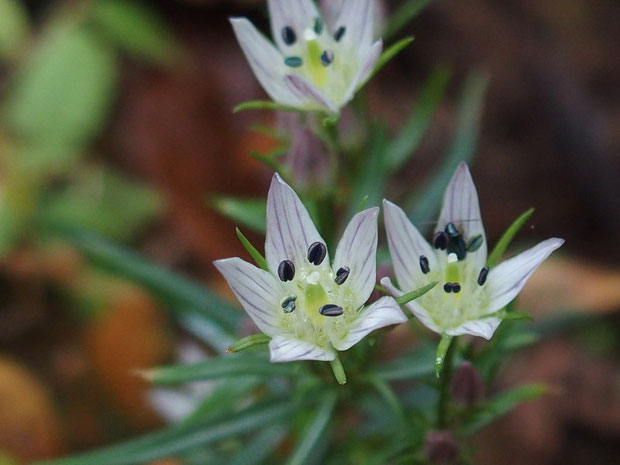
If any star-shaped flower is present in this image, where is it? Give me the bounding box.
[230,0,383,114]
[215,174,406,362]
[382,162,564,339]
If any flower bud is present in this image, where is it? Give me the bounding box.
[424,430,459,464]
[450,361,484,407]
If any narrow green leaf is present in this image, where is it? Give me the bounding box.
[408,71,489,224]
[487,207,535,267]
[285,393,338,465]
[367,376,406,425]
[210,196,266,234]
[368,37,414,82]
[181,378,261,426]
[0,0,29,60]
[179,314,235,353]
[386,66,451,172]
[233,100,304,114]
[359,195,369,212]
[50,230,241,333]
[144,354,308,384]
[434,335,454,378]
[346,124,388,220]
[459,383,548,435]
[92,0,178,64]
[236,228,268,271]
[396,281,438,306]
[227,426,286,465]
[227,333,271,353]
[329,355,347,385]
[32,399,298,465]
[372,343,435,381]
[383,0,433,40]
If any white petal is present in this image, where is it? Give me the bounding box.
[333,207,379,309]
[380,277,442,334]
[383,199,437,291]
[269,335,335,362]
[341,39,383,105]
[446,318,502,340]
[333,0,374,55]
[268,0,321,51]
[284,74,338,113]
[213,257,285,337]
[437,162,487,267]
[331,297,407,351]
[485,238,564,313]
[230,18,304,106]
[265,173,328,273]
[319,0,345,31]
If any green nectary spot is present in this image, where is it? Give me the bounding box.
[284,56,303,67]
[303,282,330,326]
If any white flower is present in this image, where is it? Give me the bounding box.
[215,174,406,362]
[382,162,564,340]
[230,0,383,114]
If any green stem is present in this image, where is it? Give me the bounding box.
[330,355,347,385]
[437,337,457,428]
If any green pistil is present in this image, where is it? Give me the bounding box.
[303,282,330,326]
[306,39,327,87]
[445,260,461,285]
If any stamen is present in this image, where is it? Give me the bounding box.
[467,235,483,252]
[280,294,297,313]
[307,242,327,265]
[419,256,430,274]
[313,17,323,35]
[281,26,297,45]
[444,222,459,237]
[284,56,303,68]
[319,304,344,317]
[452,283,461,293]
[277,260,295,282]
[335,266,350,285]
[477,267,489,286]
[443,283,453,293]
[334,26,346,42]
[433,231,448,250]
[320,50,334,66]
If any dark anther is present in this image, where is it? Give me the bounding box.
[320,50,334,66]
[443,283,453,293]
[284,56,303,67]
[467,235,483,253]
[313,17,324,34]
[335,266,350,285]
[334,26,346,42]
[281,26,297,45]
[419,256,430,274]
[281,294,297,313]
[319,304,344,317]
[452,283,461,293]
[307,242,327,265]
[477,267,489,286]
[433,231,448,250]
[444,222,459,238]
[277,260,295,282]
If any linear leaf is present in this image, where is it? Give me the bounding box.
[210,196,267,234]
[386,66,451,172]
[459,383,548,435]
[371,343,435,381]
[487,208,535,267]
[408,71,489,225]
[396,281,438,306]
[144,354,309,384]
[236,228,268,270]
[368,37,414,82]
[233,100,305,114]
[227,426,286,465]
[52,230,241,334]
[33,399,298,465]
[285,392,338,465]
[383,0,433,41]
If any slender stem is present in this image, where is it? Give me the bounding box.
[330,355,347,385]
[437,337,457,427]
